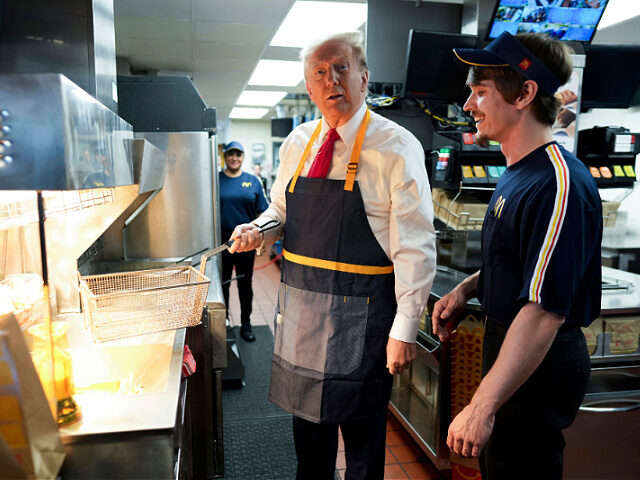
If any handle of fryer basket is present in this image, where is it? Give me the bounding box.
[198,220,281,275]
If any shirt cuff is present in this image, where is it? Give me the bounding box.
[251,221,267,256]
[388,310,420,343]
[251,217,283,256]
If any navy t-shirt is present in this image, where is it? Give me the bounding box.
[219,171,269,234]
[477,141,602,328]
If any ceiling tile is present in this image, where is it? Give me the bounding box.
[263,45,302,62]
[194,21,273,45]
[117,38,192,59]
[192,0,295,25]
[191,58,253,75]
[115,16,192,41]
[114,0,192,20]
[113,0,356,122]
[193,41,262,60]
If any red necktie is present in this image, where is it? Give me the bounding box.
[307,128,340,178]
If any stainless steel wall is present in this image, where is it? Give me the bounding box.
[124,132,215,260]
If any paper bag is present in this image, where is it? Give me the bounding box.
[0,313,65,479]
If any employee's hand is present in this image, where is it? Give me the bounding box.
[447,402,494,458]
[432,289,466,342]
[386,338,416,375]
[228,223,263,253]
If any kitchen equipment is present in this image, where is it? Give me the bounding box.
[389,266,483,471]
[558,266,640,479]
[116,75,219,261]
[78,249,219,343]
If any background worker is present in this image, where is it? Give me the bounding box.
[219,141,269,342]
[229,31,436,479]
[253,163,268,196]
[433,32,602,479]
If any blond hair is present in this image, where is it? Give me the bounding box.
[300,31,368,79]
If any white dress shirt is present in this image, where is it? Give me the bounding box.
[258,101,437,343]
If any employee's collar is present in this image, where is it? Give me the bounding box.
[320,101,367,149]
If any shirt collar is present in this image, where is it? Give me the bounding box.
[319,101,367,149]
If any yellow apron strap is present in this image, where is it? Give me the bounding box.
[344,109,371,192]
[283,249,394,275]
[289,121,322,194]
[289,108,371,194]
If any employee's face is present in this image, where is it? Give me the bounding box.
[225,149,244,173]
[305,41,368,128]
[463,80,518,145]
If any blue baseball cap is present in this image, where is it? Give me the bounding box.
[453,32,564,96]
[224,141,244,153]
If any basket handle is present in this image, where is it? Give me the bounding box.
[198,220,281,275]
[199,248,223,276]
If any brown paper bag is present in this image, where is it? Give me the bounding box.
[0,313,65,479]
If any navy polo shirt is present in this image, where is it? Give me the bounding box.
[219,171,269,234]
[477,141,602,328]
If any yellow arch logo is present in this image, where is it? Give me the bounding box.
[242,182,252,187]
[494,195,506,218]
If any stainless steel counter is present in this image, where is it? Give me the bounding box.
[601,266,640,314]
[428,266,481,309]
[430,265,640,316]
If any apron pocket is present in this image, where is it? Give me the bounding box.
[274,282,368,376]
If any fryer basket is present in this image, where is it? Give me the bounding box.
[79,251,216,342]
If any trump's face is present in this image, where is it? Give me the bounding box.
[305,41,368,128]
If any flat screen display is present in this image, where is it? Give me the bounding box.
[581,44,640,109]
[402,30,478,104]
[487,0,609,43]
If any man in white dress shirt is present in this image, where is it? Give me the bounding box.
[230,31,436,480]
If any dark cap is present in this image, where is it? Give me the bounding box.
[453,32,563,96]
[224,141,244,154]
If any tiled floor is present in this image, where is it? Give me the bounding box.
[226,252,449,480]
[335,414,445,480]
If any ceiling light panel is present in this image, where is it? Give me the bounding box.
[248,60,303,87]
[270,1,367,48]
[230,107,269,119]
[237,90,288,106]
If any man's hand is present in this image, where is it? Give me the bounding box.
[227,223,263,253]
[431,289,466,341]
[386,338,416,375]
[447,402,495,458]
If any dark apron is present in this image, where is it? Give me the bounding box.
[268,111,397,424]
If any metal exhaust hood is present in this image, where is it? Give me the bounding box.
[0,74,168,313]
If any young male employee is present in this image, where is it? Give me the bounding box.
[432,32,602,479]
[229,32,436,479]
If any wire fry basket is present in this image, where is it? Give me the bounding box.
[78,251,216,342]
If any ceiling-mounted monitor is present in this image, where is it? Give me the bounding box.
[402,30,478,104]
[581,44,640,109]
[487,0,609,43]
